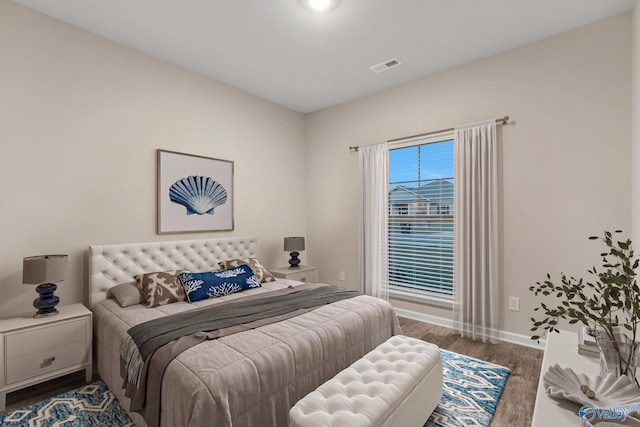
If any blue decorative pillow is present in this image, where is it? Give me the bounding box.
[178,264,261,302]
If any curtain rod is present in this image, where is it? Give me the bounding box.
[348,116,510,152]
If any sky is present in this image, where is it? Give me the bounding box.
[389,139,454,190]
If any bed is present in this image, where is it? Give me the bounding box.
[89,236,401,427]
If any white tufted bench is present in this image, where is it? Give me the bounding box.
[289,335,443,427]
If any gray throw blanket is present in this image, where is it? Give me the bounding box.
[120,284,360,426]
[130,284,359,361]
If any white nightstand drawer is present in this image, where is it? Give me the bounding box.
[0,304,92,412]
[285,270,316,282]
[6,339,87,384]
[5,318,86,358]
[270,266,319,283]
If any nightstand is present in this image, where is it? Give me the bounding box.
[0,303,92,412]
[270,265,319,283]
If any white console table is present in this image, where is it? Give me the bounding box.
[532,330,600,426]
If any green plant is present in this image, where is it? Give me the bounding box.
[530,230,640,382]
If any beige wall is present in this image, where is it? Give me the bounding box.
[0,1,633,340]
[0,1,307,317]
[306,13,632,336]
[633,2,640,245]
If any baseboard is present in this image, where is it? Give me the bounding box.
[393,307,546,350]
[498,329,546,350]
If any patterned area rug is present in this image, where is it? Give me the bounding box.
[0,349,509,427]
[425,349,511,427]
[0,381,133,426]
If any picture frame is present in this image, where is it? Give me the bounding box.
[157,149,234,234]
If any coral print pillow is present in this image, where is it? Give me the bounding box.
[179,264,261,302]
[134,270,188,308]
[218,258,276,283]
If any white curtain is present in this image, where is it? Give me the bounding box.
[358,142,389,300]
[453,120,499,343]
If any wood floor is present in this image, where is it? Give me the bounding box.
[3,317,544,426]
[399,317,544,426]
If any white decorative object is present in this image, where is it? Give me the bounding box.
[543,363,640,408]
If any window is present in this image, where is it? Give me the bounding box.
[388,133,454,304]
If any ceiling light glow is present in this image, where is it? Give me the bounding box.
[307,0,332,12]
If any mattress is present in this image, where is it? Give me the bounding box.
[93,278,401,427]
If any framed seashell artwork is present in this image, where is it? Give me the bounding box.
[157,149,234,233]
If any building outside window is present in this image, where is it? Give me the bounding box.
[388,132,454,305]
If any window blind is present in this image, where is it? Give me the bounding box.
[388,138,454,300]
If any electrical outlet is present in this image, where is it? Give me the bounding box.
[508,297,520,312]
[339,271,345,281]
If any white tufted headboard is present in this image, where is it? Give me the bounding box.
[89,236,257,307]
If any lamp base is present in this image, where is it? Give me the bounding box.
[288,251,301,269]
[34,310,59,318]
[33,283,60,318]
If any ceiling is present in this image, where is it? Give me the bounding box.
[13,0,634,113]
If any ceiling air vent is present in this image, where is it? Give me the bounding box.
[370,58,401,73]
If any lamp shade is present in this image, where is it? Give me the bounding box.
[284,237,305,252]
[23,255,68,285]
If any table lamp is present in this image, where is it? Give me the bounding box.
[23,254,68,318]
[284,237,305,269]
